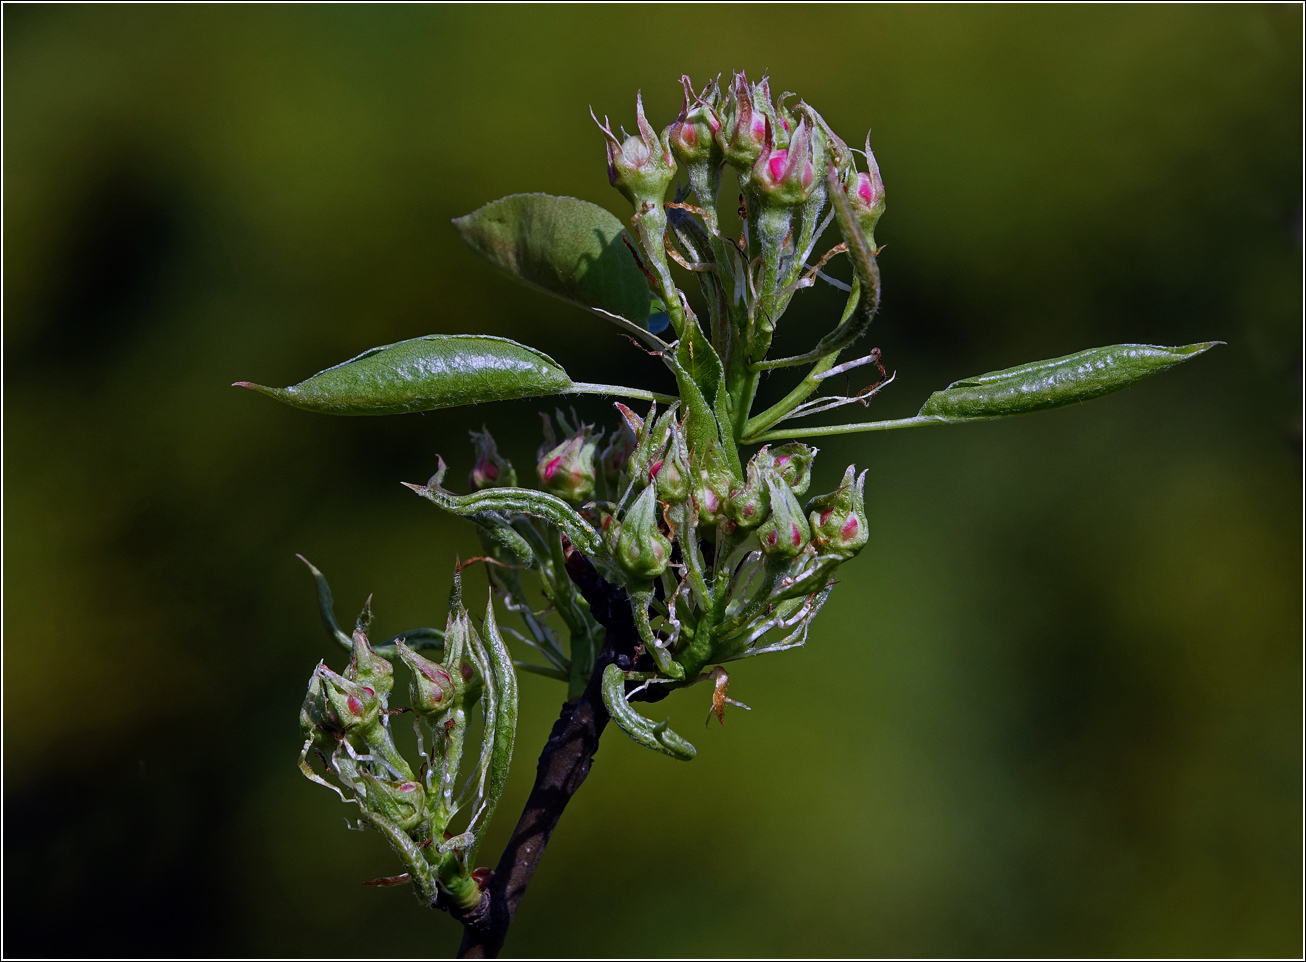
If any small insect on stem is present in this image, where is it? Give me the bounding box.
[706,667,752,727]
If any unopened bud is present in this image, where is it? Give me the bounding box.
[667,75,722,168]
[616,483,671,583]
[361,774,427,832]
[594,91,677,211]
[395,641,459,716]
[768,442,817,497]
[846,134,886,247]
[727,452,772,530]
[625,406,675,492]
[537,425,599,505]
[309,662,381,734]
[652,421,690,505]
[347,627,394,698]
[750,115,825,208]
[716,72,771,171]
[808,465,869,560]
[467,427,516,490]
[758,471,812,559]
[600,404,641,489]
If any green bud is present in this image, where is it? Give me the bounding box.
[808,465,869,560]
[347,627,394,698]
[692,468,730,527]
[537,424,599,505]
[300,672,333,744]
[594,91,677,212]
[651,421,690,505]
[727,453,771,530]
[313,662,381,734]
[757,471,812,559]
[361,773,427,832]
[624,405,675,493]
[768,442,818,497]
[601,403,641,490]
[395,641,459,716]
[468,427,517,490]
[843,133,886,248]
[616,483,671,583]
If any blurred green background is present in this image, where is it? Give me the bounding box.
[4,4,1300,957]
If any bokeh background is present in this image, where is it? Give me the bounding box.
[4,4,1301,957]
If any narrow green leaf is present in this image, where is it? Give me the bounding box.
[237,334,574,415]
[405,458,607,560]
[600,664,696,761]
[918,342,1220,420]
[454,193,653,327]
[468,597,517,864]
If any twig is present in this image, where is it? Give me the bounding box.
[454,549,648,958]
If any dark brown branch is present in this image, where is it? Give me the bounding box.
[454,548,645,958]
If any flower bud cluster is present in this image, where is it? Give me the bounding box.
[297,576,511,909]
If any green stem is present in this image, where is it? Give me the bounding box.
[566,383,678,405]
[746,415,947,442]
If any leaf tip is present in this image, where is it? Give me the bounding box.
[233,381,284,400]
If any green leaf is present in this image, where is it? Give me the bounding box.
[453,193,653,327]
[405,458,607,560]
[237,334,574,415]
[918,342,1221,421]
[238,334,674,415]
[600,664,696,761]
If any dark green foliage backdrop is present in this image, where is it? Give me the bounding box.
[4,4,1300,957]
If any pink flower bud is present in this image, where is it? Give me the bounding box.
[750,115,825,207]
[667,75,723,168]
[593,91,677,211]
[727,449,773,530]
[757,470,811,559]
[467,427,516,491]
[309,662,381,734]
[807,465,870,560]
[768,442,817,496]
[536,424,599,505]
[395,641,460,716]
[716,72,772,170]
[844,133,887,246]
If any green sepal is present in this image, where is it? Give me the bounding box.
[918,342,1222,421]
[600,664,696,761]
[453,193,654,328]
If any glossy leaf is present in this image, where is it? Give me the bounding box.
[454,193,653,327]
[918,342,1221,420]
[237,334,574,416]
